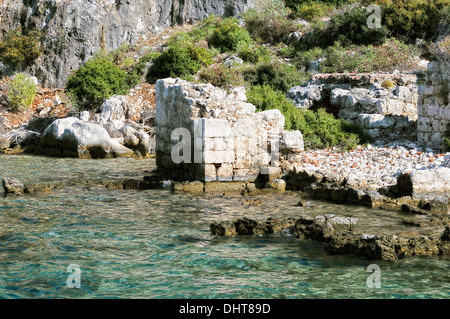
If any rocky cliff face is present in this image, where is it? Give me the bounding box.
[0,0,254,88]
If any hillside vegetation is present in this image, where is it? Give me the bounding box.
[3,0,449,150]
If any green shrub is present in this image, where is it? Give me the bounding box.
[65,57,130,111]
[241,0,297,43]
[0,28,43,66]
[207,17,253,53]
[95,43,131,65]
[246,83,297,119]
[321,39,420,73]
[321,41,360,73]
[289,1,334,21]
[243,60,307,92]
[9,73,37,111]
[247,84,365,150]
[126,53,158,87]
[285,0,355,11]
[173,15,252,53]
[238,45,271,63]
[375,0,449,43]
[185,15,222,43]
[293,47,325,70]
[148,42,214,80]
[122,56,134,70]
[199,64,246,89]
[319,5,389,47]
[278,44,296,58]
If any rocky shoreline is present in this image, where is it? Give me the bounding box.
[3,153,449,261]
[210,214,450,261]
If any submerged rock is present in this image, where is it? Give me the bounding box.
[2,177,25,197]
[292,214,358,241]
[211,212,450,260]
[211,217,297,236]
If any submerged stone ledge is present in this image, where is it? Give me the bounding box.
[1,176,164,197]
[210,215,450,261]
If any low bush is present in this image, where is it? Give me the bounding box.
[8,73,37,111]
[0,28,43,66]
[321,39,419,73]
[148,42,214,80]
[243,60,307,92]
[207,17,253,53]
[238,45,271,63]
[288,1,334,21]
[95,43,131,66]
[318,5,389,47]
[241,0,297,43]
[185,15,222,43]
[199,64,246,89]
[246,84,297,119]
[247,84,367,150]
[293,47,324,70]
[65,57,130,111]
[127,53,158,87]
[375,0,449,43]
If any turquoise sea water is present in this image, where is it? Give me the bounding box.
[0,154,449,299]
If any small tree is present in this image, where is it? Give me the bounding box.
[65,57,130,111]
[9,73,37,111]
[0,28,43,66]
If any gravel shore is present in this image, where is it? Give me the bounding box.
[288,143,450,191]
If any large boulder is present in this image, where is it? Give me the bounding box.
[40,117,134,158]
[95,97,155,158]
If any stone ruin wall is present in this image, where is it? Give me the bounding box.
[417,58,450,145]
[155,78,304,182]
[287,73,419,141]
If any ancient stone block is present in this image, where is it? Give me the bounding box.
[217,163,233,182]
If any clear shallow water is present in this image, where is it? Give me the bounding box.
[0,154,449,299]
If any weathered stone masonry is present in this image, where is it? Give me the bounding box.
[155,78,304,182]
[287,73,419,141]
[417,57,450,145]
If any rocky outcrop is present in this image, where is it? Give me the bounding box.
[39,117,134,158]
[287,73,418,141]
[210,217,297,236]
[93,96,155,158]
[211,214,450,260]
[0,0,254,88]
[292,214,358,241]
